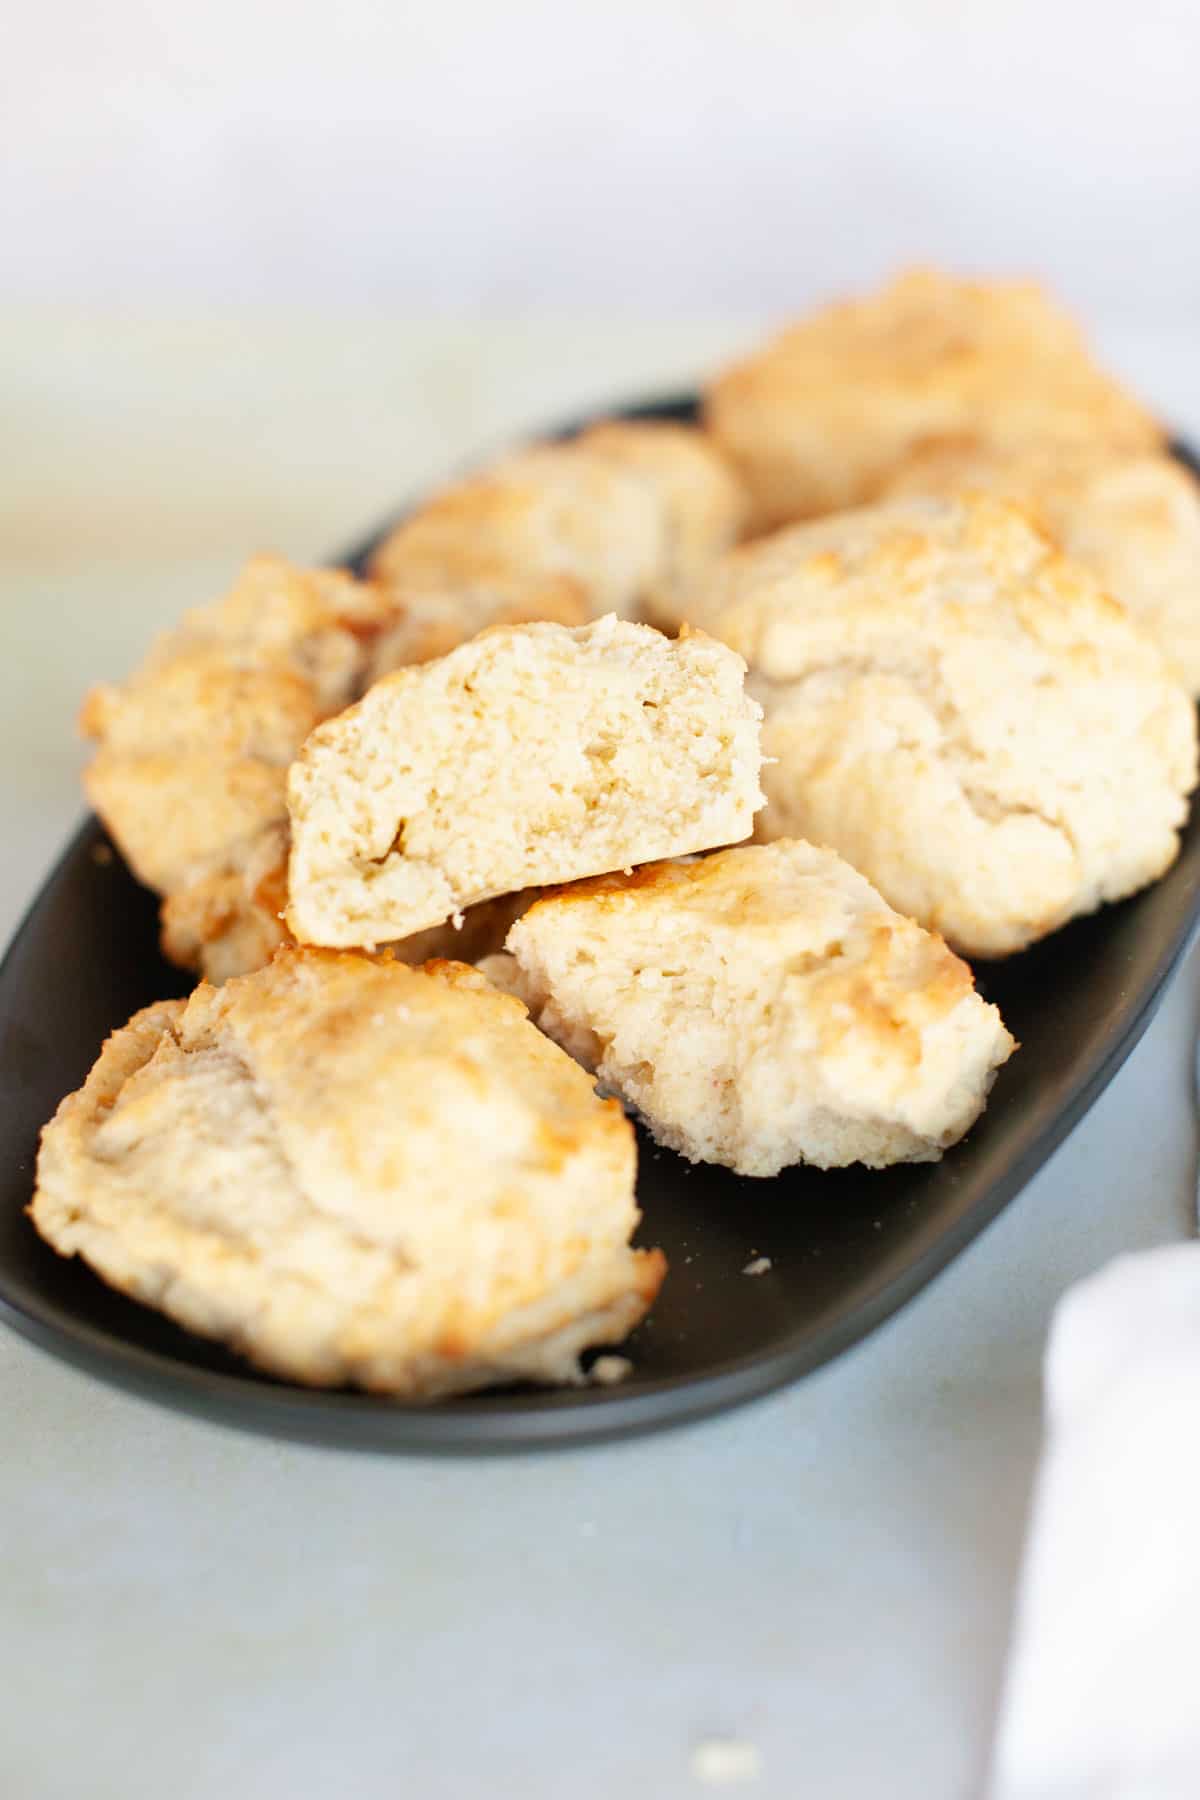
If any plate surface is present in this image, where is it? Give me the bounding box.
[2,397,1199,1453]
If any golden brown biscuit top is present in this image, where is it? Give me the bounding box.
[692,491,1156,681]
[106,948,634,1235]
[78,556,394,913]
[514,840,997,1070]
[369,442,663,616]
[880,441,1200,564]
[703,270,1164,528]
[716,270,1159,427]
[81,554,392,747]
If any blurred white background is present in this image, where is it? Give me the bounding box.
[5,0,1200,318]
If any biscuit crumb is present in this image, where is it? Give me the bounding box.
[691,1737,761,1785]
[742,1257,772,1276]
[90,841,114,867]
[590,1354,633,1386]
[697,494,1197,957]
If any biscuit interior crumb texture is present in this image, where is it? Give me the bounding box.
[504,841,1016,1176]
[81,555,395,980]
[704,268,1163,529]
[286,616,764,948]
[588,1354,634,1386]
[693,493,1198,957]
[369,426,746,640]
[29,950,664,1398]
[881,443,1200,696]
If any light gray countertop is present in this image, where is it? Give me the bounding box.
[3,313,1197,1800]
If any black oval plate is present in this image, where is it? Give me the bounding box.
[2,396,1198,1454]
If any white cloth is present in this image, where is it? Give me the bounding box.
[989,1243,1200,1799]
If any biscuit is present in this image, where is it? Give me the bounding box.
[573,421,748,627]
[497,843,1015,1175]
[82,556,394,980]
[29,949,664,1397]
[159,825,293,985]
[369,443,663,623]
[369,426,746,637]
[704,269,1163,530]
[693,494,1197,957]
[881,444,1200,695]
[286,615,764,949]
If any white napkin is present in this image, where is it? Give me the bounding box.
[989,1242,1200,1799]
